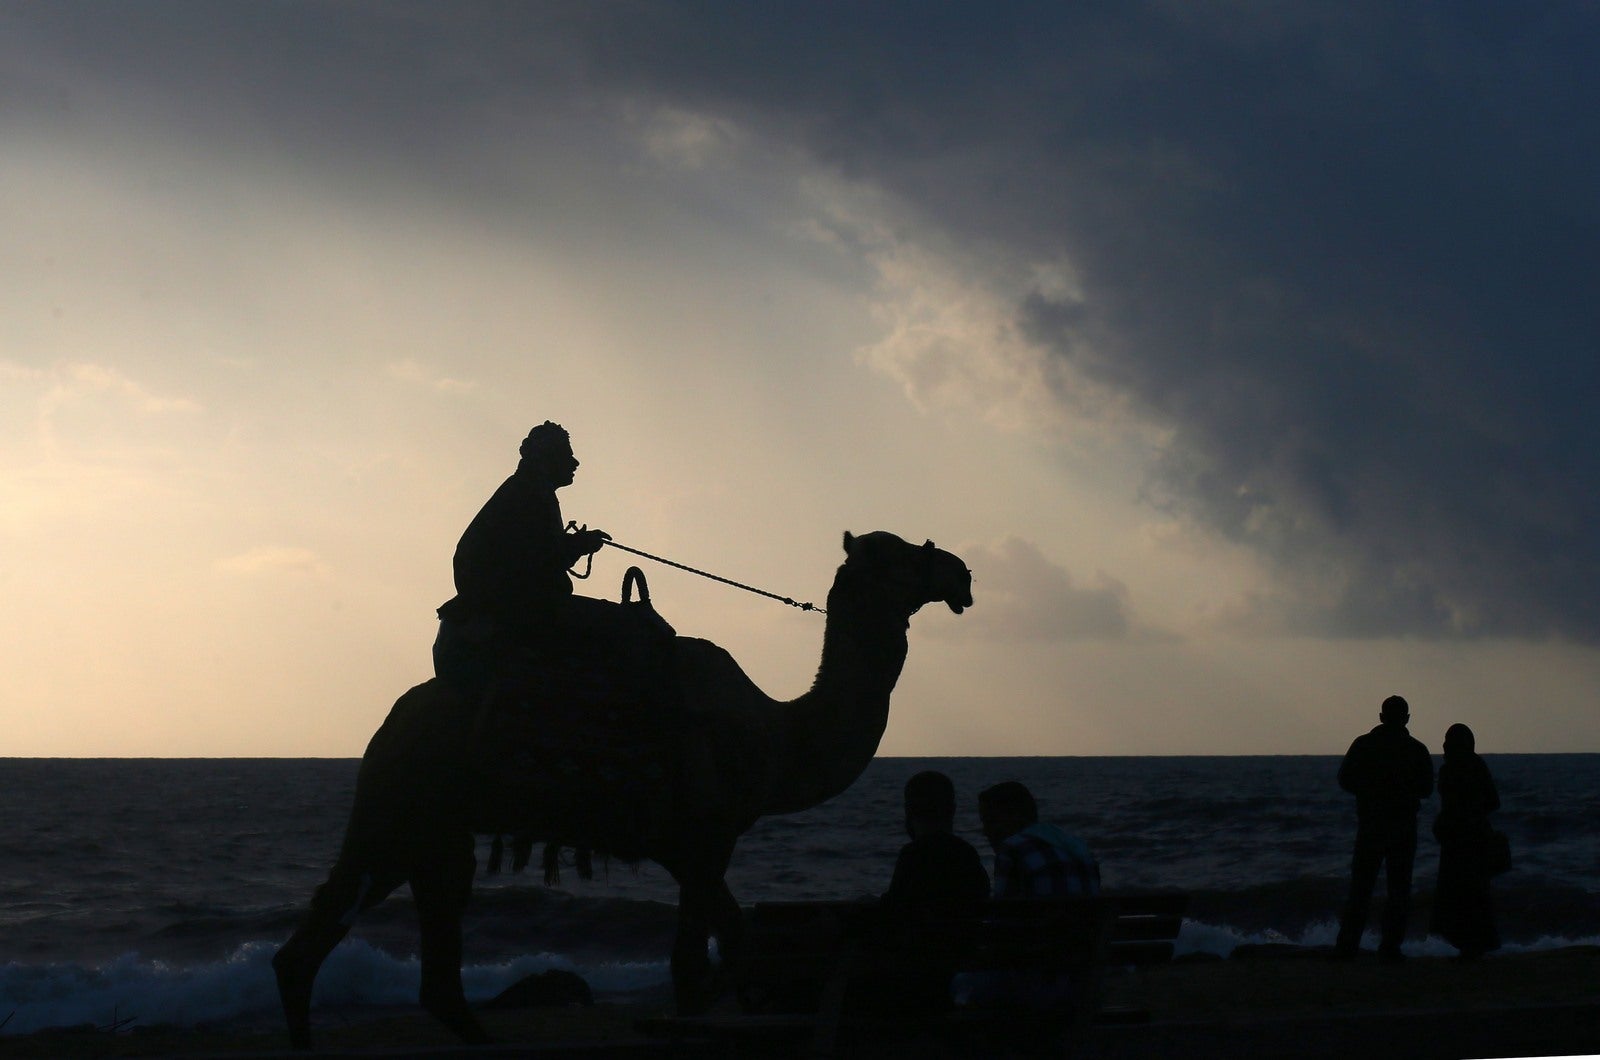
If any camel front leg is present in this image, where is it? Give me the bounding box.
[707,878,743,978]
[671,879,718,1016]
[671,872,743,1015]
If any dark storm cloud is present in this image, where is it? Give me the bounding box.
[13,2,1598,640]
[538,1,1600,641]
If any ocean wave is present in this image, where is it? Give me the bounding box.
[1177,876,1600,945]
[0,939,671,1037]
[5,923,1598,1038]
[1178,919,1600,959]
[6,756,1599,1037]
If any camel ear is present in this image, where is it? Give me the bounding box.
[843,531,856,554]
[923,539,935,550]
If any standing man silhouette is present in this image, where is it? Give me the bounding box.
[1334,694,1434,962]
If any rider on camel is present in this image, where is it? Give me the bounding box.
[432,421,610,699]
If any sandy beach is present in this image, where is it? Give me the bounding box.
[5,946,1597,1058]
[1086,945,1600,1059]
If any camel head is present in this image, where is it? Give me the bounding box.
[842,531,973,616]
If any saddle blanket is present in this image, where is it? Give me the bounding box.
[472,601,681,857]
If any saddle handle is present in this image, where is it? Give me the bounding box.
[622,566,651,606]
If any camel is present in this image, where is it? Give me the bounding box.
[272,530,972,1048]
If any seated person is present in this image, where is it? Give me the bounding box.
[980,780,1100,898]
[960,781,1101,1013]
[849,772,989,1018]
[883,770,991,905]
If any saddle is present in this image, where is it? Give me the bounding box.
[472,567,681,860]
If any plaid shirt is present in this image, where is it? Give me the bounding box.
[992,826,1100,899]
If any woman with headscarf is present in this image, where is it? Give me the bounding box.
[1430,723,1502,960]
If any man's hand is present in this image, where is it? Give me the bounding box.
[577,528,611,555]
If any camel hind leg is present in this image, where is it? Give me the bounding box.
[273,865,403,1049]
[274,773,417,1049]
[272,911,346,1050]
[411,826,490,1044]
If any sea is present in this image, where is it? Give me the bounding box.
[2,755,1597,1036]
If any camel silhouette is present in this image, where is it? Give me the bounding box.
[272,530,973,1048]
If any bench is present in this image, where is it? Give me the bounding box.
[638,892,1187,1056]
[1094,892,1189,1023]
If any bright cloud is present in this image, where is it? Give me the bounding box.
[947,536,1141,643]
[385,359,477,394]
[214,546,330,579]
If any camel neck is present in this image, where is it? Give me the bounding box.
[760,568,909,815]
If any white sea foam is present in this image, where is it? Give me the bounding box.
[1176,918,1331,957]
[0,939,671,1036]
[1176,919,1600,959]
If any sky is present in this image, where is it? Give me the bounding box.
[3,2,1597,757]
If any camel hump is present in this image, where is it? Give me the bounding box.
[467,597,685,854]
[486,595,680,724]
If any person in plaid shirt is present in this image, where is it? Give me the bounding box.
[956,781,1100,1014]
[979,781,1100,898]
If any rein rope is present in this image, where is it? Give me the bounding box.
[569,526,824,614]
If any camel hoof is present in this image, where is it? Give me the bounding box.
[673,980,716,1017]
[444,1016,493,1045]
[421,988,491,1045]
